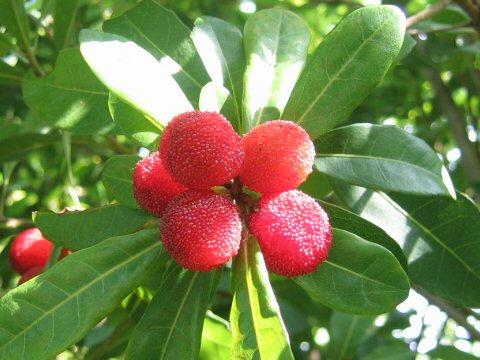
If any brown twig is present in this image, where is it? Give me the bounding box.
[406,0,452,28]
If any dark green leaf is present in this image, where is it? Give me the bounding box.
[0,0,31,51]
[0,61,23,85]
[192,16,245,130]
[283,5,406,138]
[332,181,480,307]
[54,0,81,49]
[329,312,376,360]
[200,312,232,360]
[315,124,455,197]
[242,9,310,133]
[103,0,209,108]
[0,134,59,164]
[35,204,153,250]
[230,238,294,359]
[125,262,220,360]
[428,345,478,360]
[319,200,407,270]
[109,94,161,150]
[101,155,140,208]
[397,34,416,61]
[295,229,410,315]
[0,228,164,360]
[79,30,192,128]
[362,343,414,360]
[23,48,114,134]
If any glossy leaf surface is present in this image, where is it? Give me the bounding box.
[35,205,152,250]
[295,229,410,315]
[126,262,220,360]
[283,6,406,138]
[242,9,310,133]
[315,124,455,196]
[0,228,163,360]
[102,155,140,208]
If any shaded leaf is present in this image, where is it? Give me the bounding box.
[101,155,140,208]
[192,16,245,130]
[230,238,294,359]
[54,0,81,49]
[0,0,31,51]
[428,345,478,360]
[329,312,376,360]
[295,229,410,315]
[283,5,406,138]
[126,262,220,360]
[332,181,480,307]
[79,30,192,128]
[315,124,455,197]
[23,48,114,134]
[109,94,161,150]
[363,343,415,360]
[0,133,59,164]
[0,61,24,85]
[0,228,164,360]
[35,204,153,250]
[243,9,310,133]
[319,200,407,270]
[103,0,209,108]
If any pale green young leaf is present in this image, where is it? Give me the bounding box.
[230,238,294,359]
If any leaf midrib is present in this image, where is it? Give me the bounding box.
[380,192,480,282]
[0,240,161,353]
[296,17,389,125]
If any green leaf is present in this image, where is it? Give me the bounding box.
[0,133,59,164]
[125,262,220,360]
[0,0,31,51]
[332,181,480,307]
[200,311,232,360]
[397,34,416,61]
[54,0,81,49]
[79,29,192,128]
[329,312,376,360]
[0,61,23,85]
[242,9,310,133]
[363,343,414,360]
[103,0,209,108]
[192,16,245,130]
[428,345,479,360]
[199,81,230,113]
[230,238,294,359]
[283,5,406,138]
[35,205,153,250]
[0,228,164,360]
[315,124,455,197]
[319,200,407,270]
[23,48,114,134]
[101,155,140,208]
[295,229,410,315]
[109,94,161,150]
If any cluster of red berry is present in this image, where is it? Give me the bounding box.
[133,111,332,277]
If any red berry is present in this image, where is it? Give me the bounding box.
[248,190,332,277]
[161,190,242,272]
[160,111,244,190]
[240,121,315,194]
[9,228,53,274]
[133,151,187,217]
[18,266,43,285]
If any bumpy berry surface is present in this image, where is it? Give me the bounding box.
[18,266,43,285]
[160,111,244,190]
[161,190,242,271]
[249,190,332,277]
[9,228,53,274]
[133,151,187,217]
[240,120,315,194]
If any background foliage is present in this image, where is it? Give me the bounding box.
[1,0,480,359]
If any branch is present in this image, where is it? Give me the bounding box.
[454,0,480,32]
[414,285,480,342]
[406,0,452,28]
